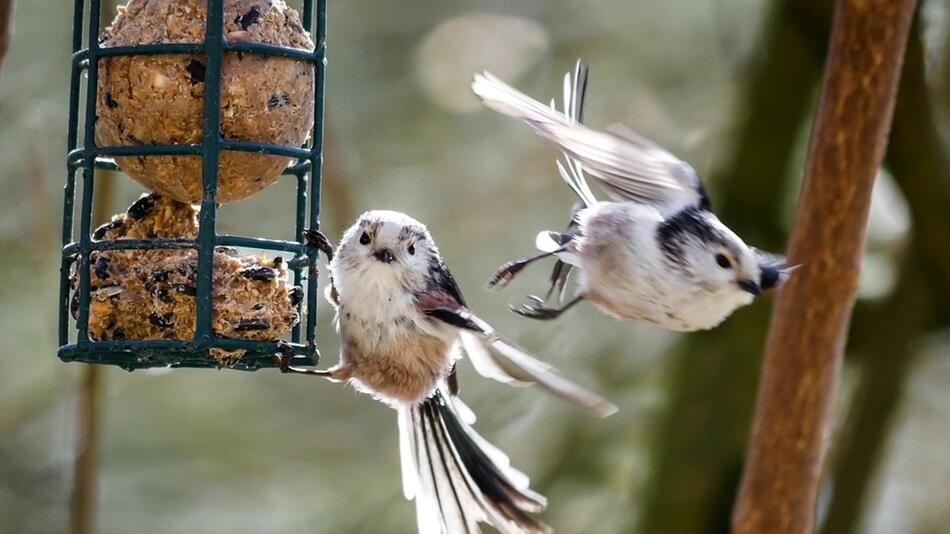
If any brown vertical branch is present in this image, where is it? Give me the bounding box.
[820,21,950,534]
[28,130,54,258]
[640,2,831,531]
[732,1,917,533]
[71,364,102,534]
[0,0,13,75]
[71,172,116,534]
[321,133,358,231]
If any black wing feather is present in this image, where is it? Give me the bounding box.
[429,257,467,307]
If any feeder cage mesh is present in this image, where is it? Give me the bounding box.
[58,0,327,371]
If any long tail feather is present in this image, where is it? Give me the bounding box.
[460,331,617,418]
[399,391,551,534]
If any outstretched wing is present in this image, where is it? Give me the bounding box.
[416,262,617,418]
[472,62,710,214]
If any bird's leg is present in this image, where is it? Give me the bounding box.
[304,228,334,262]
[511,294,585,320]
[488,249,562,289]
[274,342,333,378]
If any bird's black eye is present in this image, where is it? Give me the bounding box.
[359,232,371,245]
[715,253,732,269]
[407,244,415,255]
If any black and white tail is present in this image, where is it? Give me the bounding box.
[398,390,551,534]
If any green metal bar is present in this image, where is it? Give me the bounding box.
[69,145,202,165]
[64,236,308,255]
[64,238,195,255]
[216,235,308,253]
[75,142,311,161]
[75,0,102,344]
[306,1,327,347]
[220,140,311,159]
[75,43,204,60]
[71,0,84,53]
[64,61,81,237]
[74,41,322,61]
[193,0,225,346]
[303,0,313,32]
[59,348,312,372]
[60,338,314,369]
[62,168,77,244]
[60,339,309,353]
[91,156,309,176]
[61,0,85,348]
[59,173,77,346]
[224,40,319,61]
[94,145,203,157]
[291,170,307,342]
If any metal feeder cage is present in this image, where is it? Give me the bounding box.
[58,0,327,371]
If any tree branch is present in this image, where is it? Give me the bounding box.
[70,365,101,534]
[819,19,950,533]
[71,169,117,534]
[639,2,830,531]
[732,1,918,533]
[71,10,118,532]
[0,0,14,76]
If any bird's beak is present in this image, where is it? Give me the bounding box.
[760,266,781,291]
[738,279,761,296]
[374,248,395,264]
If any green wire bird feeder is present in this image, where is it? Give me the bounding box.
[58,0,327,371]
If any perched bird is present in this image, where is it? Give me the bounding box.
[471,61,793,332]
[279,211,616,534]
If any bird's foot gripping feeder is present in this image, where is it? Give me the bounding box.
[58,0,327,371]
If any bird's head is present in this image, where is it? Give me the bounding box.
[334,210,437,292]
[657,208,793,305]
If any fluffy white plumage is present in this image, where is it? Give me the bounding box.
[473,61,793,331]
[286,211,616,534]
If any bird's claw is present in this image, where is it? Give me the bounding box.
[487,259,525,290]
[274,341,335,378]
[274,341,295,373]
[509,295,561,320]
[304,228,334,261]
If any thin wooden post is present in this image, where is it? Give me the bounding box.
[731,1,917,533]
[0,0,14,75]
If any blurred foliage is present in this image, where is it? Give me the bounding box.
[0,1,947,533]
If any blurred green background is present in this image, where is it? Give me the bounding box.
[1,0,948,533]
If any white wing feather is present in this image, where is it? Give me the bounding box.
[473,63,706,214]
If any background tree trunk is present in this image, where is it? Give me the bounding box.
[0,0,14,75]
[640,1,830,531]
[70,171,116,534]
[820,19,950,533]
[70,8,117,533]
[732,1,917,533]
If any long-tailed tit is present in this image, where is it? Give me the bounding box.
[471,61,794,332]
[280,211,616,534]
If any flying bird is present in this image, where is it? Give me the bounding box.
[280,212,616,534]
[471,61,793,332]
